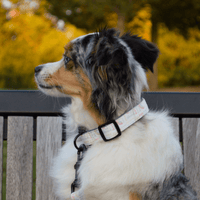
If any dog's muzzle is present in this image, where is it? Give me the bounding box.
[35,65,44,75]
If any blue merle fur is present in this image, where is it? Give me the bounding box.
[142,170,197,200]
[68,28,198,200]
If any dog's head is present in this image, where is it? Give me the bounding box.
[35,28,159,122]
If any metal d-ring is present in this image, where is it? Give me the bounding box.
[74,132,83,150]
[74,126,87,150]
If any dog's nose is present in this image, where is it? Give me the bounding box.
[35,65,43,74]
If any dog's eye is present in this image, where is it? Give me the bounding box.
[64,56,71,65]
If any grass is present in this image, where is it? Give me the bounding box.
[2,141,36,200]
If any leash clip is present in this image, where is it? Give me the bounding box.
[71,144,87,193]
[72,126,88,193]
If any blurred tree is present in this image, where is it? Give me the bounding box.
[45,0,200,90]
[144,0,200,49]
[45,0,200,41]
[148,0,200,90]
[158,26,200,87]
[0,13,60,89]
[126,6,152,40]
[46,0,145,33]
[1,0,200,89]
[0,5,86,89]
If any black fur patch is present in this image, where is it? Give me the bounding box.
[81,34,94,50]
[121,33,159,72]
[71,53,79,68]
[92,88,113,120]
[97,28,119,44]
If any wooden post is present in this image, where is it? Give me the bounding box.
[6,117,33,200]
[182,118,200,199]
[36,117,62,200]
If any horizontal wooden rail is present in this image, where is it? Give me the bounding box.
[0,90,200,117]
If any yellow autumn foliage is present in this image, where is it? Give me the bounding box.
[0,12,86,89]
[127,7,200,87]
[126,6,152,41]
[158,26,200,87]
[0,3,200,89]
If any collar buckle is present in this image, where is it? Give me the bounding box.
[98,120,122,142]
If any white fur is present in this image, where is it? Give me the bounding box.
[72,33,96,43]
[35,58,67,97]
[62,97,98,136]
[51,98,183,200]
[50,137,77,199]
[41,59,64,75]
[50,97,99,199]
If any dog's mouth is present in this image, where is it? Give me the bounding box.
[39,84,62,90]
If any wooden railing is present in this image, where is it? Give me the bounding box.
[0,91,200,200]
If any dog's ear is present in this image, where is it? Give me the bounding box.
[93,37,131,90]
[121,34,159,73]
[90,33,132,120]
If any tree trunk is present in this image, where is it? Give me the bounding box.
[117,14,125,34]
[148,19,159,91]
[115,7,125,35]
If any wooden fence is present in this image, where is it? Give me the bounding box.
[0,91,200,200]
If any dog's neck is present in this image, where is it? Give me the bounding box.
[70,96,141,131]
[70,97,100,130]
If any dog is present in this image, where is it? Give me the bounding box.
[35,28,197,200]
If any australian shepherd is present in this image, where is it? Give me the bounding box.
[35,28,197,200]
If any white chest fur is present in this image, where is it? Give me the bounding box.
[51,102,183,199]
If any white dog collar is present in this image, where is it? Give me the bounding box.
[76,98,149,147]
